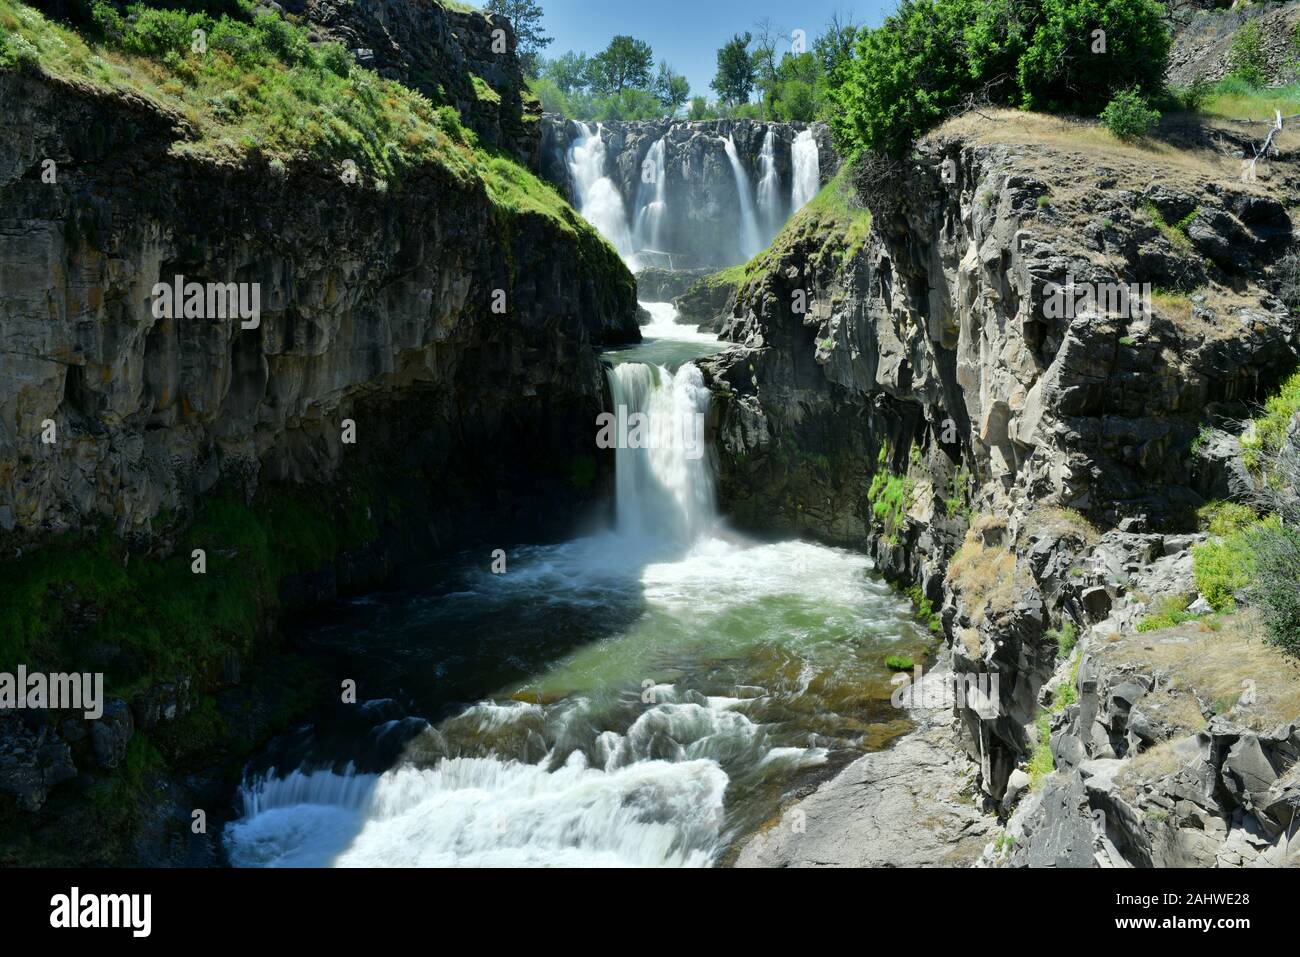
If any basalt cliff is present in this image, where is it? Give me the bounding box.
[703,110,1300,867]
[0,0,635,862]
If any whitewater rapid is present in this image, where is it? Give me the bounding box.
[224,316,924,868]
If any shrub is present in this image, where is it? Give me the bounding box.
[119,5,209,58]
[318,42,352,79]
[1193,535,1253,612]
[886,654,916,672]
[1051,619,1078,657]
[1136,595,1201,632]
[1100,86,1160,140]
[1243,522,1300,656]
[1197,501,1257,536]
[1227,21,1267,87]
[1029,711,1055,789]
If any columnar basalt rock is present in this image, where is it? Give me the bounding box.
[701,113,1300,827]
[0,69,637,542]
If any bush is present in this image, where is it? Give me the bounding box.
[119,5,209,58]
[886,654,916,672]
[1100,86,1160,140]
[1243,521,1300,656]
[1227,21,1267,87]
[829,0,1171,156]
[1193,535,1253,612]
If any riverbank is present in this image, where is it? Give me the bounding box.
[734,650,995,868]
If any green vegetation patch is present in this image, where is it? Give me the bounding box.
[0,478,382,699]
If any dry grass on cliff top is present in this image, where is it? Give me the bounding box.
[1101,610,1300,733]
[928,108,1299,197]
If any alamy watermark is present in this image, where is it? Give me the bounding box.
[1043,276,1151,321]
[596,406,705,461]
[151,274,261,330]
[890,666,1000,719]
[0,667,103,719]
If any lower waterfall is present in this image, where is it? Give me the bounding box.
[223,320,927,868]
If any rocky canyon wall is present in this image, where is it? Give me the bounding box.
[702,111,1300,865]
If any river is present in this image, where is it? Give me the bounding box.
[222,304,930,868]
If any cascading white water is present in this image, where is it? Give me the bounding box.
[223,327,926,870]
[755,129,783,242]
[791,129,821,213]
[605,361,716,546]
[723,134,763,263]
[632,137,668,255]
[567,122,634,259]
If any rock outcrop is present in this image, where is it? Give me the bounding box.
[700,109,1300,859]
[287,0,542,166]
[0,67,636,540]
[1167,1,1300,89]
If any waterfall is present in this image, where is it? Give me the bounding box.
[633,137,668,257]
[722,135,763,263]
[791,129,821,213]
[755,129,782,242]
[604,362,715,546]
[567,122,634,259]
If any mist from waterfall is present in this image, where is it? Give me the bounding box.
[723,135,764,263]
[567,122,634,259]
[755,130,783,241]
[791,129,821,213]
[633,137,668,257]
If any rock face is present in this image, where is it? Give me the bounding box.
[0,68,637,540]
[540,117,838,269]
[735,653,994,868]
[287,0,542,166]
[989,615,1300,868]
[1167,1,1300,88]
[701,111,1299,823]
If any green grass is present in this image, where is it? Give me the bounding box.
[885,654,915,672]
[1052,655,1080,712]
[1028,711,1055,790]
[1136,595,1203,633]
[0,0,620,275]
[1142,201,1198,254]
[1195,76,1300,122]
[720,166,872,292]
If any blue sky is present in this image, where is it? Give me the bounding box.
[530,0,892,100]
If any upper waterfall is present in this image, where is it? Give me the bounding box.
[756,129,783,241]
[723,135,764,263]
[541,118,835,271]
[566,122,635,259]
[791,129,821,213]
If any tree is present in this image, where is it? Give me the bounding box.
[828,0,1172,156]
[589,35,654,95]
[751,18,783,116]
[712,32,756,105]
[485,0,552,77]
[541,50,590,95]
[689,95,714,120]
[654,60,691,114]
